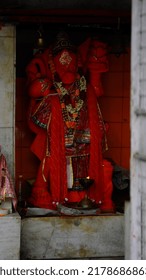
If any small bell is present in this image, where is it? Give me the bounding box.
[33,25,45,54]
[36,33,44,48]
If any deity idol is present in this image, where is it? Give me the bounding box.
[26,32,114,212]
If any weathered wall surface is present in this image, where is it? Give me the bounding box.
[0,25,15,177]
[130,0,146,259]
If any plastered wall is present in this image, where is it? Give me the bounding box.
[0,25,16,178]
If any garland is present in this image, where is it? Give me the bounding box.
[48,50,87,129]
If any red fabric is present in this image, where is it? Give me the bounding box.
[68,190,86,203]
[100,159,115,212]
[28,95,68,209]
[87,84,104,203]
[49,95,68,203]
[30,130,47,160]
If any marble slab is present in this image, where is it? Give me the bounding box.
[21,214,124,259]
[0,213,21,260]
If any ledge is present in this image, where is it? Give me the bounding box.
[21,214,124,259]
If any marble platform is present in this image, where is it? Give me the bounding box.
[21,214,124,259]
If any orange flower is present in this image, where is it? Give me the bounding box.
[75,89,79,96]
[69,122,76,128]
[61,103,65,108]
[66,121,76,129]
[73,113,78,118]
[66,121,70,128]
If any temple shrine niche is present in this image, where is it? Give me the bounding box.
[16,19,130,216]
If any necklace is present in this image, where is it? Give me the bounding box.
[55,77,85,129]
[48,50,87,129]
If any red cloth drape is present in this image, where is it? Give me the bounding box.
[87,84,104,203]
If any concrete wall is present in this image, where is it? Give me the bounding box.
[0,25,16,177]
[0,25,21,260]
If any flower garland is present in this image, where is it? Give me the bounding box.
[48,50,87,129]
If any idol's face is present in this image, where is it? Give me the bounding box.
[53,49,78,84]
[87,41,109,72]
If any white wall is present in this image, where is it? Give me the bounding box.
[130,0,146,259]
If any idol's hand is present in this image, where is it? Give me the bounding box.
[28,78,52,98]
